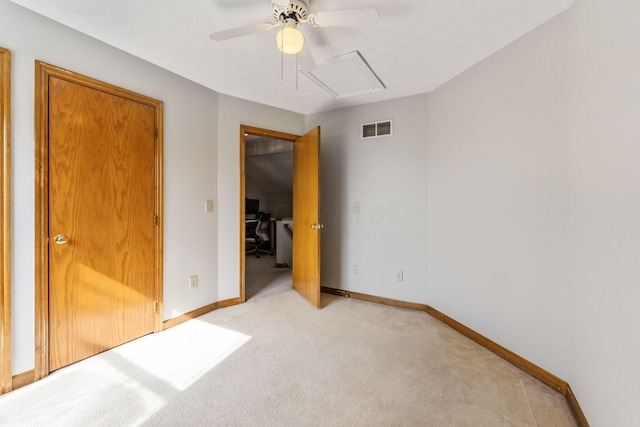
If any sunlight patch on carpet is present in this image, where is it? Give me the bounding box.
[0,357,166,426]
[0,320,251,426]
[112,319,252,391]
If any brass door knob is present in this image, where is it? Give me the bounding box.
[310,224,324,230]
[53,234,69,245]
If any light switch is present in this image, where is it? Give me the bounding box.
[205,200,214,213]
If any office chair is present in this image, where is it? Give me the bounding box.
[245,213,273,258]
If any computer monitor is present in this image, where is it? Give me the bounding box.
[245,198,260,219]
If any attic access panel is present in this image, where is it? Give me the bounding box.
[300,51,385,99]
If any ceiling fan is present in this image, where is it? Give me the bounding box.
[210,0,379,67]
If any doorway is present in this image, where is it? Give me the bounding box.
[34,62,164,379]
[243,132,294,301]
[240,125,322,307]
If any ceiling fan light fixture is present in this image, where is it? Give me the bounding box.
[276,25,304,55]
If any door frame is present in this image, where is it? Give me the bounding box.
[0,47,11,394]
[239,125,299,302]
[34,62,164,380]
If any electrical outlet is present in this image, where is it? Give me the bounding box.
[395,269,404,282]
[205,200,214,213]
[353,264,359,275]
[189,275,198,289]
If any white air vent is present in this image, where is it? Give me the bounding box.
[361,119,393,139]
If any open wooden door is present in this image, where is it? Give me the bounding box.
[292,127,322,307]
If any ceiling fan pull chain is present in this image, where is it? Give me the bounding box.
[281,25,284,81]
[296,53,299,91]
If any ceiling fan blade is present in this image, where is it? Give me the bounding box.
[210,22,278,41]
[307,8,379,28]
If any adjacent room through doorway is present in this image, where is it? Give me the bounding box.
[243,133,294,300]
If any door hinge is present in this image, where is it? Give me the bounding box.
[154,128,158,139]
[154,215,157,225]
[153,301,158,313]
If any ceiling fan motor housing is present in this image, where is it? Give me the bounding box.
[272,0,310,23]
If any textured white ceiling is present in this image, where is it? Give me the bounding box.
[11,0,573,114]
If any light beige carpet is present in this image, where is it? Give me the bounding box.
[0,257,577,426]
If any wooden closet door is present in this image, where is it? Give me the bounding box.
[48,76,156,371]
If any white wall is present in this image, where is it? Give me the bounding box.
[306,94,429,304]
[425,0,572,387]
[565,1,640,425]
[0,1,220,373]
[216,95,304,300]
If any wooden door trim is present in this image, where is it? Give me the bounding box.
[239,125,299,303]
[34,61,164,380]
[0,47,11,395]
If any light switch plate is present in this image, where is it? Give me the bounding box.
[189,275,198,289]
